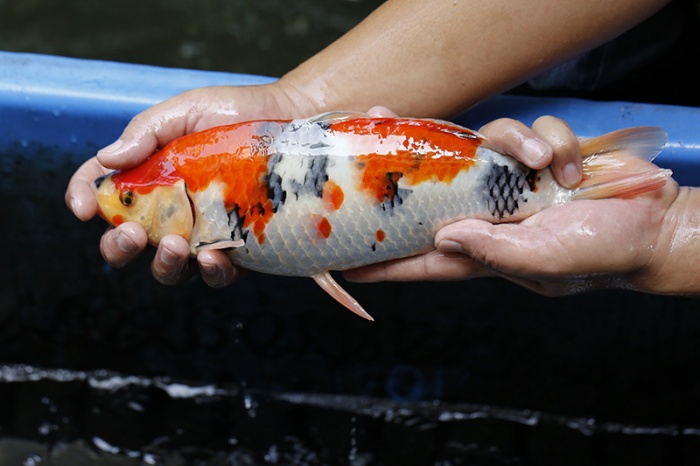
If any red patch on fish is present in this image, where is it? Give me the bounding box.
[322,180,344,211]
[375,229,385,242]
[334,118,481,205]
[317,216,332,239]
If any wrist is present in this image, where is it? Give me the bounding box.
[274,72,332,118]
[626,186,699,295]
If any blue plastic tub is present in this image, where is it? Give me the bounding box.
[3,51,699,184]
[2,51,699,464]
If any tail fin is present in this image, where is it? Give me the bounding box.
[572,126,672,201]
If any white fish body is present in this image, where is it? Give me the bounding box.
[92,113,671,319]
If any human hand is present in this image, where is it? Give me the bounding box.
[65,83,308,286]
[344,117,681,296]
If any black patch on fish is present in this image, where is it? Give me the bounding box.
[266,153,287,211]
[315,121,332,131]
[384,172,403,210]
[525,169,539,192]
[371,243,377,252]
[291,155,329,199]
[377,171,412,212]
[482,163,532,219]
[249,202,266,218]
[266,171,286,211]
[94,172,118,189]
[228,204,249,244]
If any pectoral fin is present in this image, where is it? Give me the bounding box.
[195,239,245,252]
[188,182,242,255]
[312,271,374,321]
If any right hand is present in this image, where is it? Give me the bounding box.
[65,83,311,287]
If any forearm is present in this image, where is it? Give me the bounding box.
[279,0,669,118]
[633,187,700,295]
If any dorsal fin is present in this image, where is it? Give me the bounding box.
[307,111,367,125]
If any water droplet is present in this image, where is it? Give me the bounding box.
[38,422,52,435]
[264,445,279,463]
[22,455,43,466]
[243,393,257,418]
[142,453,159,465]
[127,401,144,412]
[93,436,121,454]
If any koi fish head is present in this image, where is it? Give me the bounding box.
[92,172,194,246]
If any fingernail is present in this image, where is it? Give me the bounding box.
[522,138,549,164]
[115,230,138,253]
[69,197,83,218]
[437,239,463,253]
[98,139,124,156]
[159,245,180,266]
[562,162,582,187]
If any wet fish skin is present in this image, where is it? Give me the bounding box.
[92,113,670,319]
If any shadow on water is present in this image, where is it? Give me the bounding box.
[3,0,700,464]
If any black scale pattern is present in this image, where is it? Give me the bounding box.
[484,163,532,219]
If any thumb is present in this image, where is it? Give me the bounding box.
[435,219,560,276]
[96,111,186,170]
[96,92,203,169]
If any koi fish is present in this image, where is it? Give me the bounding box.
[92,112,670,320]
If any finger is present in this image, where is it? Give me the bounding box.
[367,106,400,118]
[479,118,553,169]
[96,89,210,169]
[197,249,246,288]
[96,109,188,169]
[343,249,487,282]
[433,218,585,292]
[100,222,149,268]
[434,218,570,277]
[65,157,111,221]
[151,235,192,285]
[531,115,582,188]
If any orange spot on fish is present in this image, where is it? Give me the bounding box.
[359,170,401,207]
[333,118,481,205]
[112,215,124,226]
[317,216,332,239]
[253,215,268,244]
[322,180,344,211]
[375,229,385,242]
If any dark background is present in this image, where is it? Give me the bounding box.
[1,0,700,464]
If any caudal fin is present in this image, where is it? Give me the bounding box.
[572,126,672,201]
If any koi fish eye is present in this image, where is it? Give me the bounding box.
[119,190,135,207]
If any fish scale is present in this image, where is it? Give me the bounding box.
[92,113,670,319]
